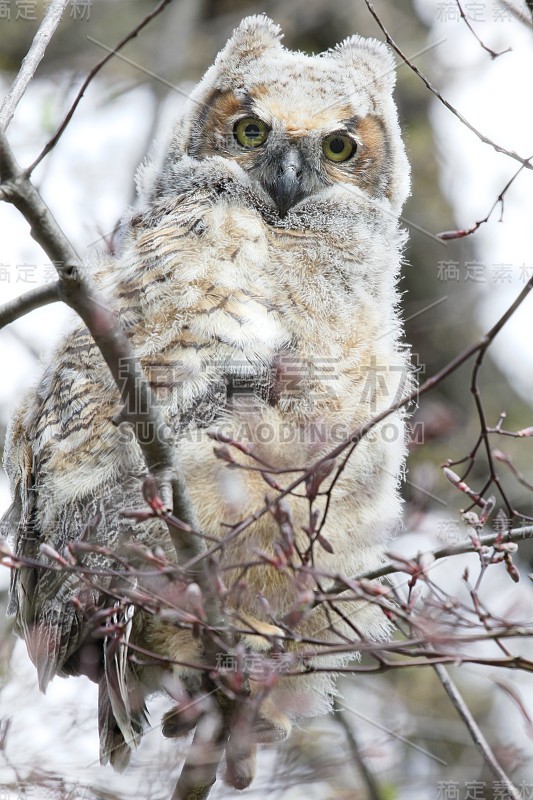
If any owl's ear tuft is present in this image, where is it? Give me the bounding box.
[216,15,283,69]
[333,36,397,92]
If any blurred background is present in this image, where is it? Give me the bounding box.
[1,0,533,797]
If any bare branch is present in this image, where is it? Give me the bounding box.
[494,449,533,492]
[0,0,70,131]
[438,160,530,240]
[324,524,533,595]
[493,677,533,736]
[455,0,512,58]
[0,281,61,329]
[469,346,515,519]
[28,0,175,174]
[364,0,533,171]
[172,695,234,800]
[433,663,521,798]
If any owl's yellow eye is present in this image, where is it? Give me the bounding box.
[233,117,269,148]
[322,133,356,163]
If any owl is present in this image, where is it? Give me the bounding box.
[1,14,410,787]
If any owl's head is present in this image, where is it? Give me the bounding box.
[163,15,409,217]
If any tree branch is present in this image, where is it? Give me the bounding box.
[455,0,512,59]
[433,663,521,798]
[0,282,62,328]
[438,160,530,240]
[172,692,235,800]
[0,125,200,539]
[325,524,533,596]
[499,0,533,28]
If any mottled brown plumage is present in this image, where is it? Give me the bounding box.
[1,15,411,770]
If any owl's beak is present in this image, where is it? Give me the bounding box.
[269,147,305,218]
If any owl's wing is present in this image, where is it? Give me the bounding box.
[2,406,57,685]
[2,374,149,767]
[4,408,103,689]
[3,333,155,770]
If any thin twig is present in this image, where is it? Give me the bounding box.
[438,160,530,240]
[0,0,70,131]
[325,524,533,595]
[336,525,533,593]
[494,450,533,492]
[493,677,533,739]
[469,348,514,518]
[455,0,511,59]
[433,663,521,798]
[363,0,533,172]
[27,0,175,174]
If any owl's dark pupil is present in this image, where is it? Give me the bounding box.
[245,124,260,139]
[330,138,345,154]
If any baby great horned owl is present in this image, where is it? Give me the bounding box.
[2,15,410,774]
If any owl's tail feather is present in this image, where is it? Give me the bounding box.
[99,602,147,771]
[98,674,134,771]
